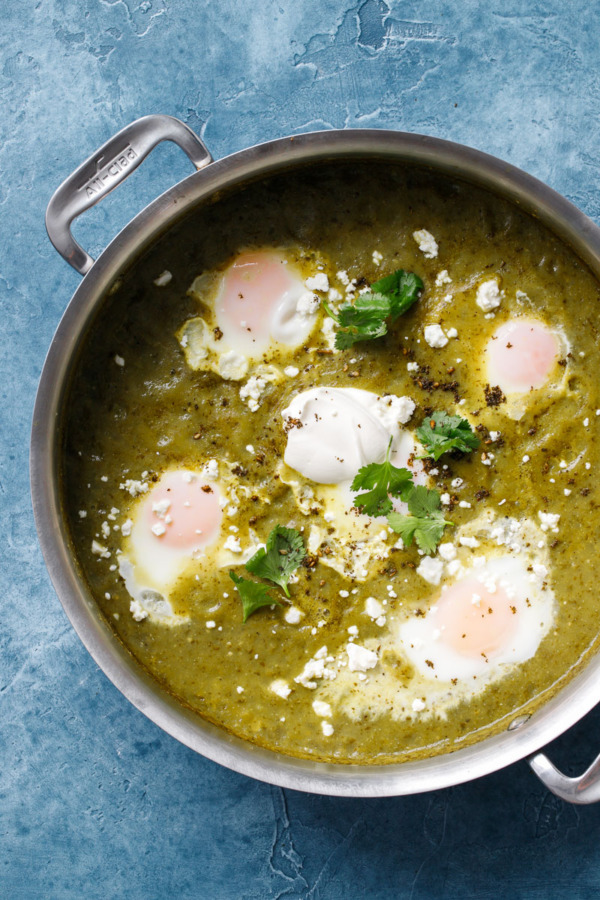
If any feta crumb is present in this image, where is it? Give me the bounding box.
[438,542,457,561]
[321,722,334,737]
[347,625,359,636]
[152,499,171,518]
[372,393,416,427]
[538,511,560,533]
[78,510,87,519]
[312,700,332,717]
[584,418,590,427]
[114,354,125,367]
[413,229,439,258]
[296,292,320,317]
[295,655,328,689]
[372,250,383,266]
[489,431,501,441]
[564,488,572,496]
[346,643,378,673]
[130,599,148,622]
[424,324,448,349]
[224,535,243,553]
[446,327,458,339]
[120,478,149,497]
[440,493,451,506]
[202,459,219,481]
[459,536,480,549]
[91,540,110,559]
[284,366,300,377]
[339,589,349,598]
[451,478,463,489]
[218,350,249,381]
[407,361,419,372]
[153,270,172,286]
[416,557,444,585]
[328,287,342,302]
[305,273,329,292]
[459,500,472,509]
[365,597,385,619]
[285,607,302,624]
[151,522,166,537]
[435,269,452,286]
[206,620,216,629]
[412,698,426,712]
[476,279,502,312]
[270,679,291,699]
[522,455,530,463]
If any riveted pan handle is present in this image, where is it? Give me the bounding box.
[529,749,600,804]
[46,114,213,275]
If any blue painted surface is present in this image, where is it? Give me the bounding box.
[2,1,600,896]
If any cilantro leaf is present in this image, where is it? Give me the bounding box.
[324,293,390,350]
[416,411,480,461]
[322,269,422,349]
[371,269,424,320]
[229,571,281,622]
[351,438,413,517]
[387,485,453,555]
[244,525,306,597]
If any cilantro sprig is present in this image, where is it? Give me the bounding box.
[245,525,306,597]
[416,411,480,461]
[387,486,454,555]
[351,438,413,517]
[350,440,454,554]
[323,269,423,350]
[229,525,306,622]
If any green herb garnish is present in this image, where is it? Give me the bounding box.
[244,525,306,598]
[416,411,480,461]
[387,485,454,555]
[323,268,423,350]
[229,572,281,623]
[351,437,413,518]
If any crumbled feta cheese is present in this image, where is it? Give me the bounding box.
[224,535,243,553]
[78,510,87,519]
[346,643,378,673]
[476,279,502,311]
[101,521,110,539]
[202,459,219,481]
[459,536,480,549]
[296,291,320,316]
[321,722,334,737]
[206,620,216,629]
[114,354,125,367]
[130,599,148,622]
[152,499,171,518]
[328,287,342,302]
[435,269,452,286]
[538,511,560,533]
[412,698,426,712]
[413,229,439,258]
[372,250,383,266]
[151,522,166,537]
[407,361,419,372]
[285,607,303,624]
[459,500,472,509]
[153,270,172,286]
[416,557,444,585]
[312,700,332,717]
[336,269,350,285]
[438,542,457,561]
[295,656,327,689]
[372,393,416,427]
[120,478,149,497]
[446,327,458,339]
[424,324,448,349]
[489,431,500,441]
[218,350,249,381]
[271,679,291,699]
[284,366,300,377]
[305,273,329,292]
[91,540,111,559]
[365,597,384,619]
[440,493,451,506]
[522,455,530,463]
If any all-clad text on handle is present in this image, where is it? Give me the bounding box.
[45,114,213,275]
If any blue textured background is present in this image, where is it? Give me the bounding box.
[3,1,600,897]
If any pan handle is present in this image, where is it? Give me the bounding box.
[529,750,600,804]
[45,114,213,275]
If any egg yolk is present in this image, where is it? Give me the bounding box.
[486,318,560,394]
[215,250,309,352]
[143,471,222,551]
[435,577,519,659]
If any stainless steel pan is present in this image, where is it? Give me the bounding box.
[32,114,600,802]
